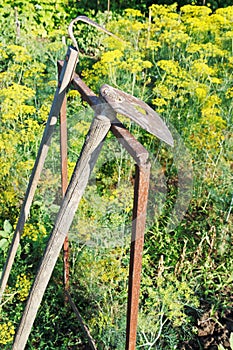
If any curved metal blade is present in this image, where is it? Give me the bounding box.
[100,84,174,147]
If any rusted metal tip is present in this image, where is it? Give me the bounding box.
[68,15,124,52]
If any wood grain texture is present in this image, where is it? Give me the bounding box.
[12,115,111,350]
[0,47,78,302]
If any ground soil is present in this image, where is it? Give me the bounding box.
[181,307,233,349]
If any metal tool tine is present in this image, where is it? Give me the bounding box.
[100,84,174,147]
[68,15,125,51]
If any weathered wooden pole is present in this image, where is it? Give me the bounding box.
[0,47,78,303]
[58,65,70,298]
[12,113,112,350]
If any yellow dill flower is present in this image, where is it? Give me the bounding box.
[152,97,167,112]
[7,44,32,63]
[187,42,227,58]
[103,36,127,51]
[146,40,161,51]
[38,103,51,122]
[184,16,212,34]
[101,49,123,64]
[216,6,233,21]
[181,5,212,17]
[125,8,143,18]
[0,83,36,122]
[157,59,179,76]
[191,60,216,78]
[195,85,208,101]
[225,30,233,39]
[153,83,176,100]
[210,13,230,30]
[160,30,190,46]
[228,57,233,68]
[22,223,37,241]
[22,222,47,241]
[225,87,233,99]
[120,57,152,74]
[15,273,32,301]
[208,77,222,84]
[0,322,15,345]
[204,94,222,107]
[0,45,8,60]
[24,62,46,79]
[150,3,178,18]
[201,107,221,118]
[189,115,226,151]
[132,21,145,31]
[67,89,80,98]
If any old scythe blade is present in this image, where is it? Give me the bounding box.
[100,84,174,147]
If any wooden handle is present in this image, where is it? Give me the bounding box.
[0,46,78,303]
[12,115,111,350]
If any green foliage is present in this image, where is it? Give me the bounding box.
[218,333,233,350]
[0,1,232,349]
[0,220,13,252]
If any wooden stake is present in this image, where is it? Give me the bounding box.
[0,47,78,304]
[12,114,111,350]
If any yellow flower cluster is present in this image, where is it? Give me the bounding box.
[191,60,216,78]
[101,49,123,64]
[195,84,209,101]
[0,321,15,345]
[189,94,226,152]
[0,83,36,122]
[225,87,233,99]
[7,44,31,63]
[120,57,152,74]
[150,3,178,18]
[15,273,32,301]
[22,222,47,242]
[124,8,143,18]
[143,273,199,328]
[157,59,179,76]
[0,41,47,217]
[187,42,227,58]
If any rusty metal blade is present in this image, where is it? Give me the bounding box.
[100,84,174,147]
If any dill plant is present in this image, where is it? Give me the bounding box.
[0,2,232,349]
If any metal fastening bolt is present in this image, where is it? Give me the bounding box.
[65,55,69,62]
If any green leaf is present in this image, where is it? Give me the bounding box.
[3,220,12,234]
[0,230,9,238]
[0,238,8,251]
[218,345,225,350]
[230,333,233,350]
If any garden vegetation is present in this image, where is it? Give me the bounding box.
[0,1,232,349]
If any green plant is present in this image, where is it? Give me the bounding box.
[0,220,13,253]
[218,333,233,350]
[0,2,232,349]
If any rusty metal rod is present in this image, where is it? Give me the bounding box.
[126,163,151,350]
[58,62,151,350]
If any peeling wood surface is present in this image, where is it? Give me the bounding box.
[12,115,111,350]
[0,47,78,303]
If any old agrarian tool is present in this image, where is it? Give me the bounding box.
[2,14,174,350]
[0,16,120,303]
[5,16,120,350]
[100,84,174,147]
